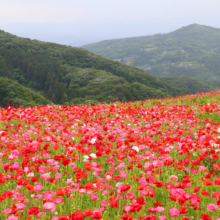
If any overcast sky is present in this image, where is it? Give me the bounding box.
[0,0,220,46]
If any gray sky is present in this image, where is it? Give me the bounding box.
[0,0,220,46]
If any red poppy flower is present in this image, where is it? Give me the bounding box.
[121,185,131,192]
[83,209,93,217]
[136,197,146,205]
[59,214,69,220]
[91,211,102,219]
[181,217,190,220]
[203,179,213,186]
[120,214,133,220]
[201,190,209,196]
[69,210,83,220]
[27,207,39,215]
[153,202,162,207]
[214,178,220,185]
[201,214,212,220]
[193,186,201,193]
[212,154,219,159]
[144,215,157,220]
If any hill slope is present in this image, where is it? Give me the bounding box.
[82,24,220,83]
[160,76,220,94]
[0,77,50,108]
[0,29,184,105]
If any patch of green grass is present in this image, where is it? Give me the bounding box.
[200,111,220,123]
[0,121,4,129]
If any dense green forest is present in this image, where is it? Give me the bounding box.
[160,76,220,94]
[82,24,220,83]
[0,29,187,107]
[0,77,50,107]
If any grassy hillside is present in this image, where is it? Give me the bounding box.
[82,24,220,83]
[0,77,50,107]
[0,29,184,106]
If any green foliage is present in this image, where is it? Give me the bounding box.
[0,77,50,107]
[82,24,220,84]
[0,29,188,106]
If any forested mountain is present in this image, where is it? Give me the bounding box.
[0,77,50,108]
[0,29,186,106]
[82,24,220,83]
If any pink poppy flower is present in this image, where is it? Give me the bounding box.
[69,163,77,168]
[125,192,134,200]
[66,178,74,185]
[6,216,18,220]
[169,207,180,217]
[35,194,44,200]
[105,174,112,181]
[207,203,218,211]
[55,173,62,179]
[156,207,165,212]
[159,216,167,220]
[116,195,123,200]
[34,185,43,192]
[53,198,64,204]
[139,177,148,187]
[191,198,199,208]
[38,212,45,217]
[2,208,12,214]
[43,202,56,212]
[100,201,108,207]
[15,203,26,210]
[169,175,178,181]
[44,193,54,202]
[123,205,132,213]
[92,194,98,201]
[108,167,115,174]
[120,171,127,179]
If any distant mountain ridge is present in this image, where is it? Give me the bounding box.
[0,29,187,107]
[82,24,220,83]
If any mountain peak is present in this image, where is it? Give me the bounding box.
[170,23,220,37]
[82,23,220,88]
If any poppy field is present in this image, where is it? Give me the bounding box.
[1,92,220,220]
